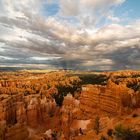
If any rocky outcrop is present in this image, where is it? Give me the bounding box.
[0,93,57,140]
[80,83,121,116]
[0,93,25,124]
[5,123,29,140]
[61,94,81,139]
[80,85,101,118]
[0,71,139,140]
[0,93,28,140]
[26,94,57,128]
[60,76,140,139]
[80,80,139,117]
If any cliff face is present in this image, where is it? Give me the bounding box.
[80,84,121,117]
[0,93,25,124]
[25,95,57,128]
[0,93,28,140]
[0,93,57,140]
[0,71,81,140]
[80,80,139,116]
[60,78,140,139]
[61,94,81,139]
[0,71,140,140]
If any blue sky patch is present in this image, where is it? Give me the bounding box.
[42,3,59,17]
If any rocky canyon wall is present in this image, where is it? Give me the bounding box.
[0,93,57,140]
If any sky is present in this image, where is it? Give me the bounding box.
[0,0,140,70]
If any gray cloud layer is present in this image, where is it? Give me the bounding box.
[0,0,140,70]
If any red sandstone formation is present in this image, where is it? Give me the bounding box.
[0,93,58,140]
[0,70,140,140]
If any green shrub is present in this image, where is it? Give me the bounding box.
[100,135,107,140]
[94,116,100,135]
[127,81,140,92]
[114,124,140,140]
[107,128,113,137]
[51,93,64,106]
[132,113,139,118]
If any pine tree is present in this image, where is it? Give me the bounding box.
[94,116,100,135]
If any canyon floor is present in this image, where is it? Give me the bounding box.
[0,70,140,140]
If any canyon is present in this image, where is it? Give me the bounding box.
[0,70,140,140]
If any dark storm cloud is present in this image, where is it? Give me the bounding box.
[0,0,140,70]
[104,45,140,69]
